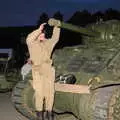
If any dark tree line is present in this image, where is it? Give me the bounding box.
[37,8,120,27]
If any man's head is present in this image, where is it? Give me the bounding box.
[36,22,53,42]
[39,33,46,41]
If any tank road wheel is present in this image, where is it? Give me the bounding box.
[11,80,37,120]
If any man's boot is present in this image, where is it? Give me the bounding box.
[47,111,54,120]
[44,111,54,120]
[36,111,44,120]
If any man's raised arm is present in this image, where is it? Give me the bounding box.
[47,18,61,47]
[26,23,46,45]
[49,26,60,45]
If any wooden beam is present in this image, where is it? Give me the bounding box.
[55,83,90,94]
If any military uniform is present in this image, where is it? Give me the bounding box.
[26,26,60,114]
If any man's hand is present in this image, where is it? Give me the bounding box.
[26,23,47,44]
[39,23,46,32]
[48,18,61,27]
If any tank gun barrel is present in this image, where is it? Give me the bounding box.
[48,18,100,37]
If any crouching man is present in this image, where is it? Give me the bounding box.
[26,20,60,120]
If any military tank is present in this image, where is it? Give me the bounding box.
[12,19,120,120]
[0,48,20,92]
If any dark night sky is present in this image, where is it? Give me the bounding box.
[0,0,120,27]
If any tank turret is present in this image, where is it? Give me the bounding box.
[48,18,100,37]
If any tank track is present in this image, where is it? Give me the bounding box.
[11,80,37,120]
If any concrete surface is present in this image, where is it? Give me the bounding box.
[0,92,29,120]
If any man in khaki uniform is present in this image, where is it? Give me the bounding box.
[26,22,60,120]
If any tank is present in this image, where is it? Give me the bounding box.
[12,19,120,120]
[0,48,20,92]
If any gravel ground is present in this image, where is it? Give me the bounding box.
[0,92,29,120]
